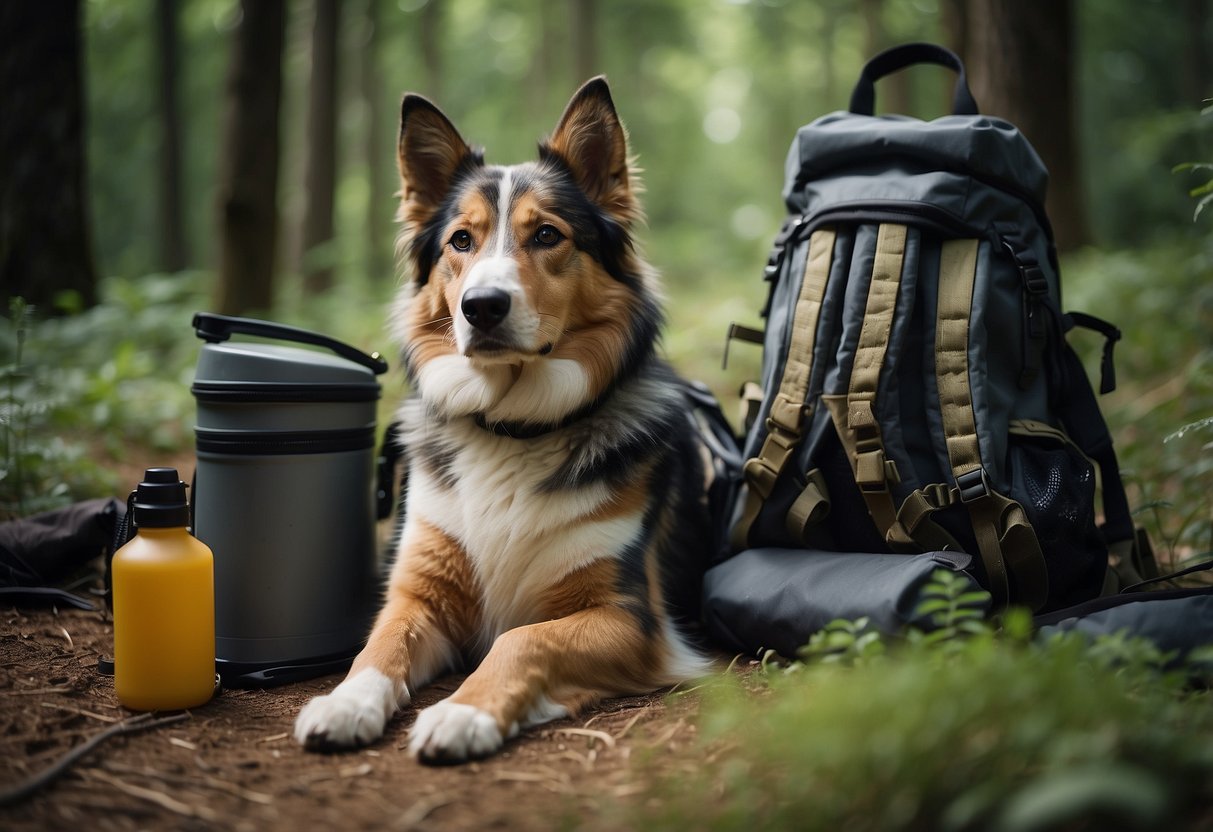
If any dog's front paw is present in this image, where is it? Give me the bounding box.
[294,669,399,751]
[408,701,504,764]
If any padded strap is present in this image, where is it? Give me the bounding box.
[826,223,907,544]
[935,238,1048,610]
[731,229,837,550]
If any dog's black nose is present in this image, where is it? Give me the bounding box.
[461,287,511,332]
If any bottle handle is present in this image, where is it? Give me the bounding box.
[192,312,389,375]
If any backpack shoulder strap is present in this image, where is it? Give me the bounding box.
[731,227,837,551]
[935,237,1049,610]
[823,222,907,543]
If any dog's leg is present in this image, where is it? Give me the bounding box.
[294,521,477,750]
[408,602,704,763]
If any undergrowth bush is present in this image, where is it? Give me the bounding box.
[1063,236,1213,572]
[0,274,209,519]
[0,271,402,521]
[620,573,1213,832]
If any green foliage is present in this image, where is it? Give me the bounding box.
[1063,237,1213,569]
[1172,102,1213,223]
[905,568,991,648]
[1174,161,1213,222]
[0,266,408,521]
[619,572,1213,832]
[1,299,73,517]
[0,275,210,519]
[796,616,886,666]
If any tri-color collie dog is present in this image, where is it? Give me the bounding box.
[294,77,716,763]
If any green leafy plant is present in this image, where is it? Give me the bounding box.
[0,274,213,519]
[1172,100,1213,222]
[614,571,1213,832]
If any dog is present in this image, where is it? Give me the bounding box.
[294,77,716,763]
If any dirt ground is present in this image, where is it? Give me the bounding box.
[0,601,717,831]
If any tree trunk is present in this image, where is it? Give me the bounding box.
[361,0,390,284]
[570,0,598,84]
[939,0,969,113]
[214,0,286,317]
[300,0,340,295]
[940,0,969,59]
[859,0,910,115]
[0,0,98,313]
[155,0,187,273]
[1180,0,1210,107]
[418,0,443,100]
[967,0,1089,250]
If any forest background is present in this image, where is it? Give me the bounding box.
[0,0,1211,564]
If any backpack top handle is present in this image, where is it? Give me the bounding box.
[849,42,980,117]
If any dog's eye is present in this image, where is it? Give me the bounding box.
[533,225,563,247]
[449,230,472,252]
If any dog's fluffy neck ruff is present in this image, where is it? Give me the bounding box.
[408,341,662,440]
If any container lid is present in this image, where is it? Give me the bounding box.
[131,467,191,528]
[191,313,386,403]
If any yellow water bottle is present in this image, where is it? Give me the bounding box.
[112,467,215,711]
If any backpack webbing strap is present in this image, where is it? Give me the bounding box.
[895,484,964,552]
[731,228,837,551]
[826,223,906,543]
[935,238,1049,610]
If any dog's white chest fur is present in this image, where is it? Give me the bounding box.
[403,412,642,642]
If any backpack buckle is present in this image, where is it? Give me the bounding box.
[956,467,990,503]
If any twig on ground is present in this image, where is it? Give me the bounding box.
[643,718,687,750]
[39,701,120,723]
[554,726,616,750]
[1,686,74,696]
[492,768,572,793]
[85,769,219,821]
[395,792,457,831]
[613,709,648,740]
[103,761,274,805]
[0,711,190,806]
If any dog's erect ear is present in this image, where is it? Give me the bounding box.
[397,94,477,226]
[543,77,634,217]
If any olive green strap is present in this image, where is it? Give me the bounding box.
[785,468,830,543]
[895,484,965,552]
[826,223,907,544]
[935,238,1048,610]
[731,229,837,551]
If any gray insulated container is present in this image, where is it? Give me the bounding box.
[191,313,388,685]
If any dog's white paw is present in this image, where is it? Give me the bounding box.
[408,701,503,764]
[294,669,400,751]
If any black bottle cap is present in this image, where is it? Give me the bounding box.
[131,467,191,528]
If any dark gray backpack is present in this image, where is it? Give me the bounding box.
[724,44,1151,613]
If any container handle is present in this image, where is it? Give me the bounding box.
[192,312,389,375]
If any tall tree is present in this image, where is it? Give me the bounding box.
[155,0,187,273]
[213,0,286,316]
[360,0,390,284]
[0,0,98,312]
[1180,0,1210,106]
[967,0,1089,250]
[859,0,910,114]
[300,0,340,295]
[570,0,598,83]
[419,0,443,100]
